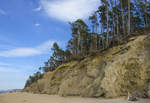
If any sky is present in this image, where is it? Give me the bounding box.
[0,0,100,90]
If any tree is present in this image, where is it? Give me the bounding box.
[41,42,66,73]
[109,0,118,46]
[69,19,89,56]
[128,0,131,35]
[25,72,43,87]
[89,12,99,33]
[97,4,107,49]
[144,0,148,27]
[64,49,72,62]
[114,0,120,43]
[101,0,110,48]
[120,0,126,35]
[67,39,74,54]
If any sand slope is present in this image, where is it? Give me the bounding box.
[0,92,150,103]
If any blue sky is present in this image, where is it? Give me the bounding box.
[0,0,100,90]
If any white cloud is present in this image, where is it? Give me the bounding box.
[0,40,55,57]
[0,9,6,15]
[0,62,10,66]
[40,0,100,22]
[33,6,42,12]
[35,23,40,27]
[0,67,17,72]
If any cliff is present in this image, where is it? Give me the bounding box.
[24,34,150,98]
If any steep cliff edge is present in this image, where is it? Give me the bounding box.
[23,34,150,98]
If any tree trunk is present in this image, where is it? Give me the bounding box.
[120,0,126,35]
[145,0,148,27]
[115,0,120,44]
[102,23,105,50]
[110,0,115,46]
[106,2,109,48]
[96,23,98,33]
[128,0,130,35]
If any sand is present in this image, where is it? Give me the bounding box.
[0,92,150,103]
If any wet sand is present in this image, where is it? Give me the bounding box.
[0,92,150,103]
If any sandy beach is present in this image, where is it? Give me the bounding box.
[0,92,149,103]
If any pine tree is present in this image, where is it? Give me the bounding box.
[120,0,126,35]
[144,0,148,27]
[128,0,131,35]
[104,0,110,48]
[97,5,107,49]
[69,19,89,55]
[114,0,120,44]
[89,12,99,33]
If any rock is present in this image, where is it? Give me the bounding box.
[140,89,149,98]
[128,92,139,101]
[128,96,137,101]
[148,85,150,98]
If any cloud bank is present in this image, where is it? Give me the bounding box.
[40,0,100,22]
[0,40,55,57]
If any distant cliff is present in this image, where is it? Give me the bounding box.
[0,89,22,93]
[23,34,150,98]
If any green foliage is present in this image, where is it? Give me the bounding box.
[41,42,70,73]
[25,72,43,88]
[147,79,150,83]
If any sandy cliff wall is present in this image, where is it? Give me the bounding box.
[24,35,150,98]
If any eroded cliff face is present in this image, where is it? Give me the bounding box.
[24,35,150,98]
